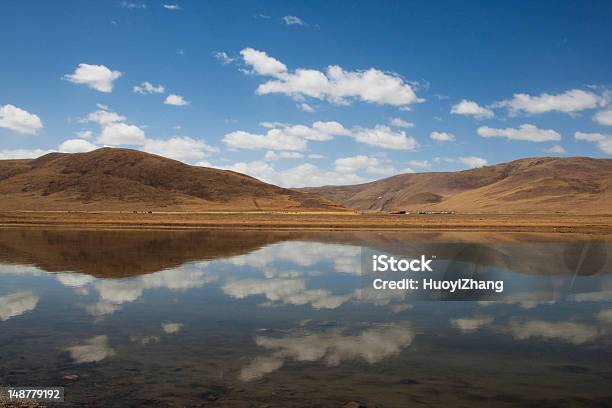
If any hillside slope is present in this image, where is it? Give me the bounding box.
[0,148,345,212]
[303,157,612,214]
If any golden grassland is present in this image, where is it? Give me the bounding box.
[1,211,611,233]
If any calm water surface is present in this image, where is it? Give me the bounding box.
[0,228,611,407]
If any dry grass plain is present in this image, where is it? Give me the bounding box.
[1,211,611,233]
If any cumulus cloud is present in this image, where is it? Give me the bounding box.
[407,160,430,169]
[240,48,422,107]
[0,104,43,134]
[66,335,115,363]
[97,122,146,145]
[504,319,598,345]
[594,110,612,126]
[351,125,417,150]
[459,156,487,168]
[542,144,567,154]
[82,109,126,126]
[58,138,99,153]
[164,94,190,106]
[389,117,414,128]
[264,151,304,160]
[494,89,601,115]
[574,131,612,154]
[63,63,122,92]
[477,124,561,142]
[451,315,494,333]
[142,136,217,161]
[239,324,414,381]
[163,4,182,10]
[429,131,455,142]
[0,148,53,160]
[335,155,397,175]
[218,161,365,187]
[223,121,349,151]
[450,99,494,119]
[133,81,165,94]
[75,130,94,139]
[0,291,39,321]
[298,102,315,112]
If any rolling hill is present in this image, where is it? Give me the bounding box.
[0,148,345,212]
[303,157,612,214]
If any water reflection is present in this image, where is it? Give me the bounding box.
[0,228,611,407]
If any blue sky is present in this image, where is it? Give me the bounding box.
[1,0,611,187]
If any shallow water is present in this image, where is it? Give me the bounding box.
[0,228,611,407]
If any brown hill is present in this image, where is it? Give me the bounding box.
[303,157,612,214]
[0,148,345,212]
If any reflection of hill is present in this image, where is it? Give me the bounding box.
[0,228,609,278]
[0,228,296,277]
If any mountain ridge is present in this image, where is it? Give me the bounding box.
[302,157,612,214]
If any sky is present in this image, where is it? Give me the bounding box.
[1,0,612,187]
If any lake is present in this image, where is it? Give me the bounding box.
[0,227,611,407]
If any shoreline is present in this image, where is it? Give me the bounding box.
[1,211,611,233]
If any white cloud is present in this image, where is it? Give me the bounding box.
[163,4,182,10]
[83,109,126,126]
[161,323,183,334]
[450,99,494,119]
[298,102,315,112]
[389,117,414,128]
[575,131,612,154]
[218,161,364,187]
[75,130,94,139]
[240,48,422,107]
[477,124,561,142]
[66,335,115,363]
[505,319,598,345]
[351,125,417,150]
[0,104,43,134]
[494,89,601,115]
[264,151,304,160]
[0,291,38,321]
[451,316,494,333]
[63,63,122,93]
[164,94,189,106]
[121,1,146,9]
[96,122,146,145]
[59,139,99,153]
[142,136,217,161]
[282,15,306,25]
[133,81,165,94]
[223,121,348,151]
[407,160,430,169]
[594,110,612,126]
[240,48,288,77]
[0,148,53,160]
[597,309,612,325]
[429,131,455,142]
[308,154,324,159]
[335,155,397,175]
[459,156,487,168]
[213,51,234,65]
[542,144,567,154]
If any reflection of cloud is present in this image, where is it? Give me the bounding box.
[222,278,352,309]
[451,315,494,333]
[55,273,96,287]
[505,320,598,345]
[87,263,215,316]
[162,323,183,334]
[597,309,612,325]
[478,291,555,309]
[571,291,612,303]
[130,335,160,345]
[229,242,362,275]
[66,335,115,363]
[240,324,414,381]
[0,291,39,321]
